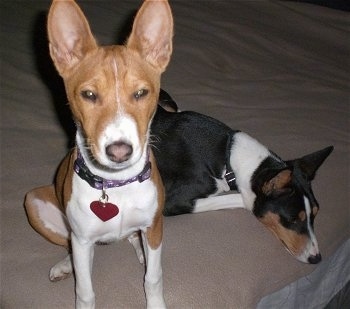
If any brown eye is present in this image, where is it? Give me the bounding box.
[133,89,149,100]
[81,90,97,103]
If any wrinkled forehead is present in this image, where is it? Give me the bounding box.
[68,46,157,85]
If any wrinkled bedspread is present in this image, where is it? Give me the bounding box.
[1,1,349,308]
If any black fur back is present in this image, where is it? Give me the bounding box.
[151,105,237,216]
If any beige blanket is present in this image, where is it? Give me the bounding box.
[1,1,349,308]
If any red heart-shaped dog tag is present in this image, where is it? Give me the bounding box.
[90,201,119,222]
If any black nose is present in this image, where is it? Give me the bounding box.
[105,141,133,163]
[308,253,322,264]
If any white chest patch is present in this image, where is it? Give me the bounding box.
[66,173,158,244]
[230,132,270,210]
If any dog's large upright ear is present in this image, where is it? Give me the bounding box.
[287,146,334,181]
[127,0,173,72]
[261,169,292,196]
[47,0,97,77]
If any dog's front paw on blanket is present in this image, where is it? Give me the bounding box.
[49,254,73,282]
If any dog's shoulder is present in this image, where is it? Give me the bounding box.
[152,106,236,182]
[153,105,235,135]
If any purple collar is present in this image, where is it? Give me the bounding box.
[73,149,152,190]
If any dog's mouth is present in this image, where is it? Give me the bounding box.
[294,239,321,264]
[281,238,321,264]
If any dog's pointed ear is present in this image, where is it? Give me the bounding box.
[287,146,334,180]
[261,169,292,196]
[127,0,173,72]
[47,0,97,77]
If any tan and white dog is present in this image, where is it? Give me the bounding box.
[24,0,173,308]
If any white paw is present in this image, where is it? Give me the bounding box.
[145,279,166,309]
[49,254,73,282]
[76,296,95,309]
[146,296,166,309]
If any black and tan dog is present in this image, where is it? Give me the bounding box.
[154,90,333,264]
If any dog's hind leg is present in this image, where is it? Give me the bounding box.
[25,185,73,281]
[49,254,73,282]
[24,185,71,248]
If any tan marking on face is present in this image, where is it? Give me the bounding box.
[65,47,159,163]
[119,50,160,152]
[298,210,306,222]
[259,212,308,256]
[312,206,318,216]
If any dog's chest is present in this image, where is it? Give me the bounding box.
[66,173,158,243]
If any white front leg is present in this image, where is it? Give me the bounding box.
[142,232,166,309]
[193,192,245,213]
[71,233,95,309]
